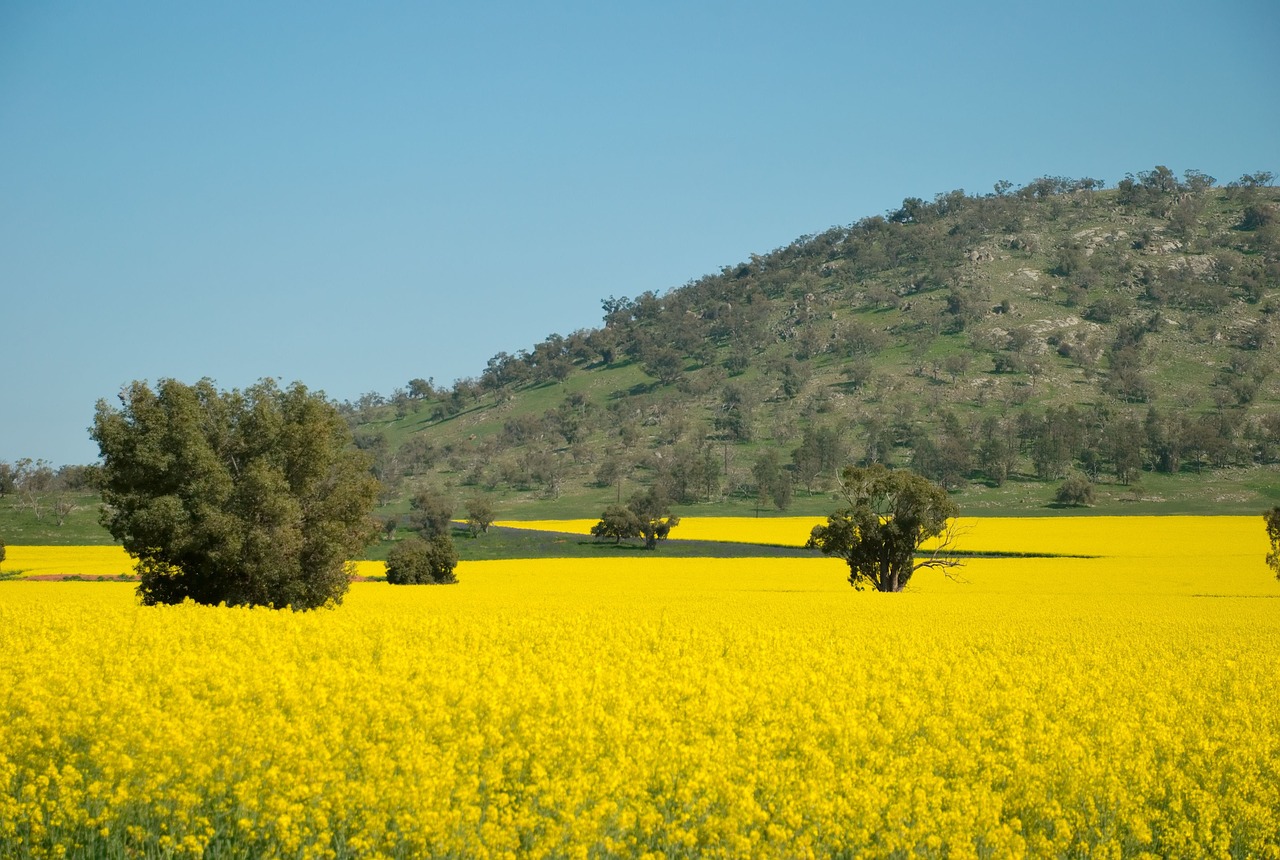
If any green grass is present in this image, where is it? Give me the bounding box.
[0,493,114,545]
[7,458,1278,557]
[363,525,818,562]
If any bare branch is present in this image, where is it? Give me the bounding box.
[912,518,968,583]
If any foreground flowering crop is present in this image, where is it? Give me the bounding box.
[0,545,134,578]
[0,546,387,581]
[1,518,1278,859]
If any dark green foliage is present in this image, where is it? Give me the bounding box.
[91,378,379,609]
[792,425,844,491]
[1265,508,1280,580]
[1239,203,1275,231]
[627,487,681,549]
[592,490,680,549]
[806,465,960,592]
[976,416,1017,487]
[656,443,721,504]
[910,412,971,490]
[1055,476,1095,507]
[0,537,5,564]
[715,384,753,442]
[385,534,458,584]
[590,504,641,544]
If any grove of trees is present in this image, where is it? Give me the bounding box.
[591,488,681,549]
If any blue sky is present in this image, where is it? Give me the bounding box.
[2,0,1277,465]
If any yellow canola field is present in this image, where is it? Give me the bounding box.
[2,516,1279,859]
[5,516,1263,580]
[0,545,134,578]
[0,547,390,581]
[495,514,1264,558]
[495,517,827,546]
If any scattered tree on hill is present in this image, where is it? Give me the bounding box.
[409,489,453,538]
[752,449,793,513]
[1265,508,1280,581]
[381,515,400,541]
[642,347,685,386]
[792,425,844,492]
[91,378,379,609]
[465,497,495,537]
[386,535,457,584]
[807,465,960,592]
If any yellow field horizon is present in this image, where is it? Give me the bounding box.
[2,515,1278,857]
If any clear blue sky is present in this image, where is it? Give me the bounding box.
[2,0,1277,466]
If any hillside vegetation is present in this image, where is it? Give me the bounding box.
[4,167,1278,547]
[343,167,1279,520]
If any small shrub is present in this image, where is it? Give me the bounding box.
[386,535,458,585]
[0,538,6,564]
[1056,476,1095,507]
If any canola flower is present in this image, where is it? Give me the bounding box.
[0,545,134,578]
[0,518,1277,859]
[0,547,389,581]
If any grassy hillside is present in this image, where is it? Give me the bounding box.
[345,169,1280,521]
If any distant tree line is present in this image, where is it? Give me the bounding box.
[0,458,97,526]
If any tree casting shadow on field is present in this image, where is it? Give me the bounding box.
[591,487,680,550]
[807,464,963,592]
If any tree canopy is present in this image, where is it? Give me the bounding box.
[386,534,458,584]
[91,378,379,609]
[807,464,960,592]
[590,488,680,549]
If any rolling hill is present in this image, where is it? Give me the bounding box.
[344,167,1280,521]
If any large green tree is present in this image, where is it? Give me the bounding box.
[807,465,960,592]
[92,378,379,609]
[627,487,680,549]
[590,504,641,545]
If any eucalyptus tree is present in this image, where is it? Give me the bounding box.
[807,465,960,592]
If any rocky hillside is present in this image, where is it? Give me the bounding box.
[347,167,1280,518]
